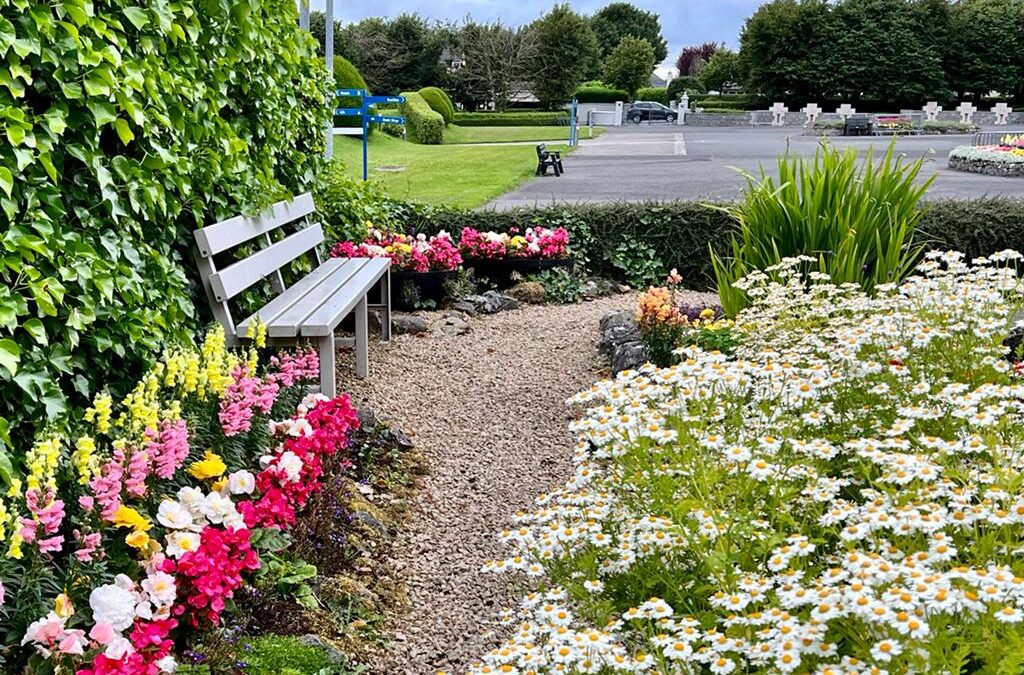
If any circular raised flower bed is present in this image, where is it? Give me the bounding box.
[948,136,1024,178]
[463,257,575,288]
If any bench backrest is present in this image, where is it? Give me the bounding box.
[536,143,547,158]
[193,193,322,342]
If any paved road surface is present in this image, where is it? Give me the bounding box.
[489,125,1023,209]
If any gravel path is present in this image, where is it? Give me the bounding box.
[342,296,634,674]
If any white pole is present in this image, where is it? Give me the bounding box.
[299,0,309,30]
[325,0,334,159]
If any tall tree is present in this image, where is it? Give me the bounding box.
[339,14,445,93]
[308,10,345,59]
[449,21,538,111]
[675,42,719,77]
[826,0,947,105]
[529,4,600,108]
[946,0,1024,99]
[699,48,742,91]
[604,37,657,99]
[738,0,836,102]
[591,2,668,64]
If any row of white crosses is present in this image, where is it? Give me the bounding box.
[791,101,1014,126]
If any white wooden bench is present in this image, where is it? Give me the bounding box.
[193,193,390,397]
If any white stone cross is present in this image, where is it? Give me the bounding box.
[801,103,821,126]
[957,101,977,124]
[835,104,856,121]
[769,102,789,127]
[993,102,1013,125]
[923,101,942,121]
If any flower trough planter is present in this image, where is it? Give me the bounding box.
[392,269,459,310]
[462,257,575,289]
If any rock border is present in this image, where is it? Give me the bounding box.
[948,155,1024,178]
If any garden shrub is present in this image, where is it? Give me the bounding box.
[667,75,705,101]
[333,55,371,132]
[924,120,979,134]
[400,92,445,144]
[711,144,931,316]
[453,111,570,126]
[636,86,669,105]
[418,86,455,125]
[314,161,406,244]
[0,0,329,451]
[573,82,629,103]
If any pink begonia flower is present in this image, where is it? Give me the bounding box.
[89,621,116,645]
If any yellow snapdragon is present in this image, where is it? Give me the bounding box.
[7,529,23,559]
[25,437,61,492]
[246,319,267,372]
[202,325,232,396]
[85,393,113,434]
[0,498,8,544]
[73,435,98,485]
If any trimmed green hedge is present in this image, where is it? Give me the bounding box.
[418,86,455,125]
[667,76,706,101]
[692,94,763,111]
[574,83,629,103]
[400,92,445,144]
[401,198,1024,290]
[0,0,328,449]
[636,87,669,105]
[453,111,569,127]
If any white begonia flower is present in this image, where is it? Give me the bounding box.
[227,470,256,495]
[156,500,193,530]
[165,531,202,559]
[277,450,303,482]
[199,491,236,525]
[89,584,137,631]
[141,571,177,607]
[104,636,134,660]
[156,655,177,672]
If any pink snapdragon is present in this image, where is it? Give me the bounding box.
[20,488,66,554]
[219,365,279,436]
[124,449,150,498]
[74,530,103,563]
[88,452,125,520]
[268,348,320,388]
[147,420,190,480]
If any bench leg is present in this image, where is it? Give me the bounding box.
[380,273,391,342]
[318,336,336,398]
[354,296,369,378]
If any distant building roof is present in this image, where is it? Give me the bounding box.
[649,72,667,88]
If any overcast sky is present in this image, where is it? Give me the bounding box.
[306,0,762,67]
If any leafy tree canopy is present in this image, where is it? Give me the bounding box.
[591,2,668,64]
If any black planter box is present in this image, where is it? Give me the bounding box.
[392,269,458,310]
[462,257,574,288]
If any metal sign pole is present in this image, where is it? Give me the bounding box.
[362,93,369,181]
[324,0,334,159]
[334,91,407,183]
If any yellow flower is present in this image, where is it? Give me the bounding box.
[85,393,113,434]
[7,530,23,559]
[54,593,75,619]
[212,477,229,493]
[25,437,61,492]
[113,505,152,532]
[125,530,151,549]
[6,477,21,499]
[189,451,227,480]
[73,436,97,486]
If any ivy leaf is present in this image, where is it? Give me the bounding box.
[0,338,19,377]
[86,101,116,127]
[123,7,149,29]
[22,319,46,345]
[0,167,12,197]
[0,17,14,57]
[113,118,134,144]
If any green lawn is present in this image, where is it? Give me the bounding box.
[442,124,605,145]
[334,133,573,209]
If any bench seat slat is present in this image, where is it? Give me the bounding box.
[209,224,324,302]
[195,194,316,257]
[235,257,347,338]
[301,259,390,337]
[266,259,372,338]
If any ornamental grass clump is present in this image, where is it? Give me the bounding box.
[712,142,931,317]
[474,250,1024,674]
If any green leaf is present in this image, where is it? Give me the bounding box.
[23,319,46,345]
[0,17,15,57]
[123,7,149,29]
[0,167,12,197]
[0,338,19,377]
[113,118,134,144]
[86,101,117,127]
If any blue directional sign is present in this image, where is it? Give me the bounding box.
[368,115,406,125]
[333,89,407,180]
[366,95,406,106]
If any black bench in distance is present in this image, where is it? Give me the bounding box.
[536,143,564,176]
[843,114,872,136]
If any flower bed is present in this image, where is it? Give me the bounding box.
[459,227,570,260]
[949,137,1024,177]
[472,251,1024,674]
[636,269,734,367]
[0,325,361,673]
[330,230,462,273]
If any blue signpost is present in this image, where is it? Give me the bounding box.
[569,98,579,147]
[335,90,407,181]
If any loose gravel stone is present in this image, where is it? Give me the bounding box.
[340,296,635,674]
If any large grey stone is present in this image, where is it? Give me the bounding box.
[392,314,430,335]
[598,310,648,373]
[611,341,648,374]
[464,291,520,314]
